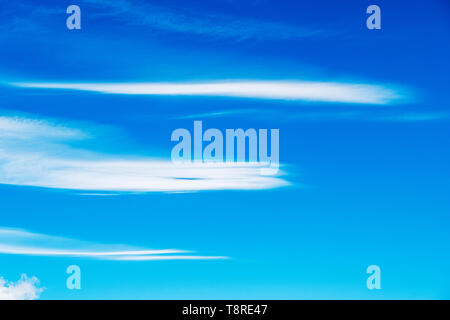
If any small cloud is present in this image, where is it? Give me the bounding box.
[173,110,256,120]
[0,274,44,300]
[0,116,87,140]
[378,112,449,122]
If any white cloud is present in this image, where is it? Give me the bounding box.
[0,116,86,140]
[109,255,229,261]
[0,274,43,300]
[2,0,319,40]
[0,156,287,192]
[12,80,402,104]
[378,112,449,122]
[0,245,187,257]
[83,0,319,40]
[0,227,227,261]
[0,114,288,192]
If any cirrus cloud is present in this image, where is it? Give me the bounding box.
[12,80,403,105]
[0,227,228,261]
[0,114,288,193]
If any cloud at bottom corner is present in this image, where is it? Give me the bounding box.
[0,274,44,300]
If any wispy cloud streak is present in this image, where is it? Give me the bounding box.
[0,0,320,40]
[0,115,287,192]
[83,0,320,40]
[12,81,402,105]
[0,227,227,261]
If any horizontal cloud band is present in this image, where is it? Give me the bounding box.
[0,245,186,256]
[12,81,402,104]
[0,115,288,192]
[0,228,227,261]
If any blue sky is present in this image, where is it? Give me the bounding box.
[0,0,449,299]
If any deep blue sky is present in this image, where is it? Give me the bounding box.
[0,0,449,299]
